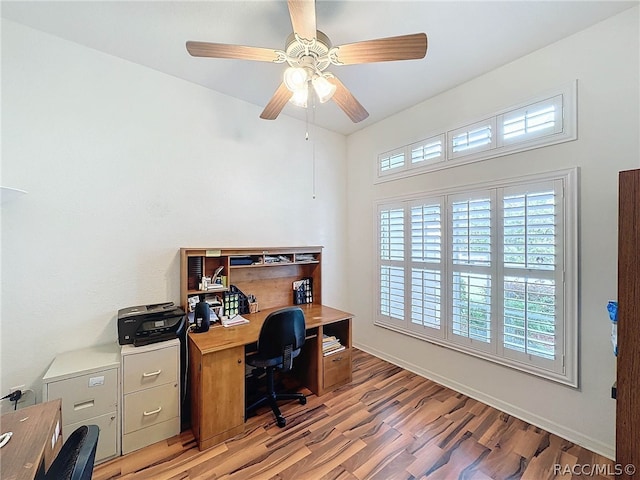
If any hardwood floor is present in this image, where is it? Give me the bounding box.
[94,349,613,480]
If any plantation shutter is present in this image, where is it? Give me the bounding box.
[379,148,406,176]
[379,205,405,322]
[409,135,445,168]
[499,180,564,373]
[449,192,494,351]
[498,95,563,146]
[409,198,444,336]
[448,119,496,160]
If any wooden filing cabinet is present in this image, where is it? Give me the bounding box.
[188,342,245,451]
[42,343,120,464]
[120,338,180,454]
[322,348,352,391]
[319,318,352,395]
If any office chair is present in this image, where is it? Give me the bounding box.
[44,424,99,480]
[246,306,307,427]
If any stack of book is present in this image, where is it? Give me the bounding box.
[322,334,345,356]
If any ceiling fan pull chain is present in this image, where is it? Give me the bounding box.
[305,101,309,140]
[312,139,316,200]
[312,99,316,199]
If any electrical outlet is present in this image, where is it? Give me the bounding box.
[9,385,25,394]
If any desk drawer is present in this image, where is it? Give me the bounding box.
[123,382,178,434]
[323,348,352,390]
[123,344,179,394]
[46,368,118,425]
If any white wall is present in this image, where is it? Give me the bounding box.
[0,20,348,412]
[346,7,639,459]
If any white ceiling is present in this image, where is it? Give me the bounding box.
[2,1,636,135]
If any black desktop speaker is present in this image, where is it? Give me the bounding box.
[193,302,210,333]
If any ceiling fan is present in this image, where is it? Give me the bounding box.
[186,0,428,123]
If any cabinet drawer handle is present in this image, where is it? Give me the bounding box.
[143,406,162,416]
[332,356,343,362]
[142,369,162,378]
[74,400,95,411]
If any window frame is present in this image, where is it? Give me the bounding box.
[374,168,578,386]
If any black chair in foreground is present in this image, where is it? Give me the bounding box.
[44,424,99,480]
[246,306,307,427]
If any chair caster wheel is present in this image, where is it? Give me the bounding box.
[299,396,307,405]
[276,416,286,428]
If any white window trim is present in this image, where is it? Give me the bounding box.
[375,81,577,184]
[373,168,579,387]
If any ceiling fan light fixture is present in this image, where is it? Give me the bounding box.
[283,67,309,92]
[289,83,309,108]
[312,75,337,103]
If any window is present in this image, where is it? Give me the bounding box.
[376,82,577,183]
[379,206,404,322]
[379,148,405,175]
[498,95,564,147]
[409,198,444,337]
[378,135,444,180]
[375,169,577,386]
[448,120,496,159]
[448,192,494,352]
[409,135,445,167]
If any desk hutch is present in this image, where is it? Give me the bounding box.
[180,246,353,450]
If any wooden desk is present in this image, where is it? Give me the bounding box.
[188,303,353,451]
[0,399,63,480]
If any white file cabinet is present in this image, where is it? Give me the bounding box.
[120,338,180,454]
[42,343,120,464]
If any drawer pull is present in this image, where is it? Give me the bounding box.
[142,369,162,378]
[143,406,162,416]
[73,400,95,411]
[332,356,343,362]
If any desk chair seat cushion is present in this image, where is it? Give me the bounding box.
[45,424,99,480]
[247,347,301,369]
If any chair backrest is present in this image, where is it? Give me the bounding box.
[257,306,306,371]
[45,424,99,480]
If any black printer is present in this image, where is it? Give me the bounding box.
[117,302,185,346]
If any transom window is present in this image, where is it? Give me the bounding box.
[376,82,576,183]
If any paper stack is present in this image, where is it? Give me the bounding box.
[322,334,345,356]
[222,315,250,327]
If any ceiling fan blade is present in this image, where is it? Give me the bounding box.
[287,0,317,42]
[332,33,428,65]
[186,41,281,62]
[260,83,293,120]
[328,77,369,123]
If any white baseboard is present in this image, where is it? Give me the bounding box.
[354,342,615,460]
